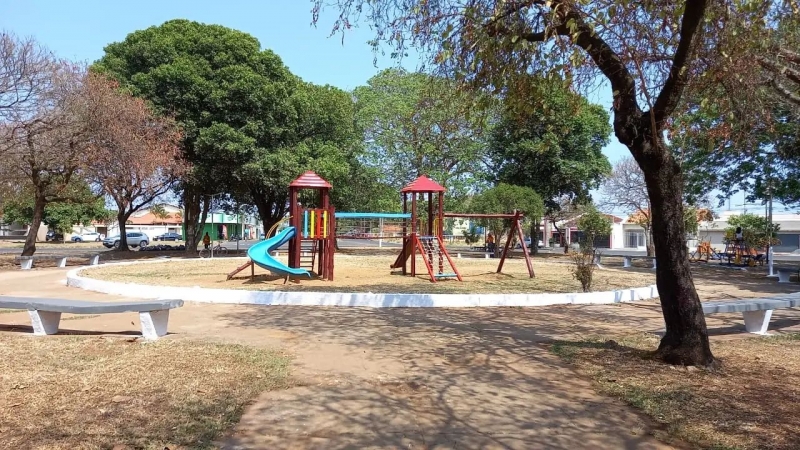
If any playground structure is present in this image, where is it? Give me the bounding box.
[443,211,534,278]
[720,237,764,267]
[229,172,534,284]
[227,171,336,281]
[389,175,535,282]
[390,176,461,282]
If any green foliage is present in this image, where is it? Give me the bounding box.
[3,182,111,233]
[678,106,800,208]
[570,248,596,293]
[353,68,490,206]
[577,206,612,251]
[726,213,779,248]
[489,80,612,213]
[683,206,700,237]
[94,20,371,229]
[462,227,481,245]
[469,183,544,244]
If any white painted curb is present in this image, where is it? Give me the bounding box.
[66,259,660,308]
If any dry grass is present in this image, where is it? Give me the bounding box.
[549,332,800,450]
[82,254,655,294]
[0,335,291,449]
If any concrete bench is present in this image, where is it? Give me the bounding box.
[14,253,100,270]
[594,254,657,269]
[702,295,800,334]
[774,266,799,283]
[0,297,183,339]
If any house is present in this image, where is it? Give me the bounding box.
[197,210,262,241]
[542,213,625,248]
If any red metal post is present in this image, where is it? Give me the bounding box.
[437,192,444,238]
[427,191,434,236]
[402,193,408,276]
[516,211,535,278]
[411,192,417,277]
[497,210,520,274]
[289,188,299,268]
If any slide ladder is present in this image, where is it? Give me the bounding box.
[415,235,462,282]
[299,240,318,270]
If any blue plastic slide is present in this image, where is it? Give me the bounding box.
[247,227,311,278]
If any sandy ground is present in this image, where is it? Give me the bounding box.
[81,254,656,294]
[1,265,800,449]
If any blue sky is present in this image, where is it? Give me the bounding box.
[2,0,760,213]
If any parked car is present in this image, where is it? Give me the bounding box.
[154,232,182,241]
[71,232,102,242]
[45,230,64,242]
[102,231,149,249]
[515,237,545,250]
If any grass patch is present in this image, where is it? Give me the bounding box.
[548,332,800,450]
[0,335,291,449]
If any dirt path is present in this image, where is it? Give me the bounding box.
[2,266,800,449]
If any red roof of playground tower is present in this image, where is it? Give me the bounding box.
[289,171,332,189]
[401,175,446,193]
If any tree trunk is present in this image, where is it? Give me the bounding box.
[116,210,130,251]
[21,191,46,256]
[183,186,208,253]
[636,139,714,367]
[530,220,539,256]
[644,226,655,257]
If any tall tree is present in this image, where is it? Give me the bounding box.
[4,59,92,256]
[83,73,185,250]
[490,79,612,212]
[600,157,654,256]
[94,20,296,252]
[234,81,363,230]
[354,69,490,206]
[314,0,796,366]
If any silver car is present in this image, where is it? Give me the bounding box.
[102,231,149,249]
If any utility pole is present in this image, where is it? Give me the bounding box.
[766,152,776,278]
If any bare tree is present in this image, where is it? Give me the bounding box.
[4,59,92,256]
[84,73,185,250]
[0,31,58,216]
[600,157,654,256]
[0,31,55,129]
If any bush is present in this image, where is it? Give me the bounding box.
[462,227,481,245]
[571,247,596,292]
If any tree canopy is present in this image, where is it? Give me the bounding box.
[490,80,611,213]
[354,68,489,206]
[94,19,368,241]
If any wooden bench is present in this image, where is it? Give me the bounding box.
[594,253,657,269]
[14,253,100,270]
[702,296,800,334]
[0,297,183,339]
[774,266,799,283]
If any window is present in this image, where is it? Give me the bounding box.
[625,231,645,248]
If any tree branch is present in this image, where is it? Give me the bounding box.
[651,0,709,126]
[771,79,800,106]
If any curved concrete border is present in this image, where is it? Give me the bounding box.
[66,259,660,308]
